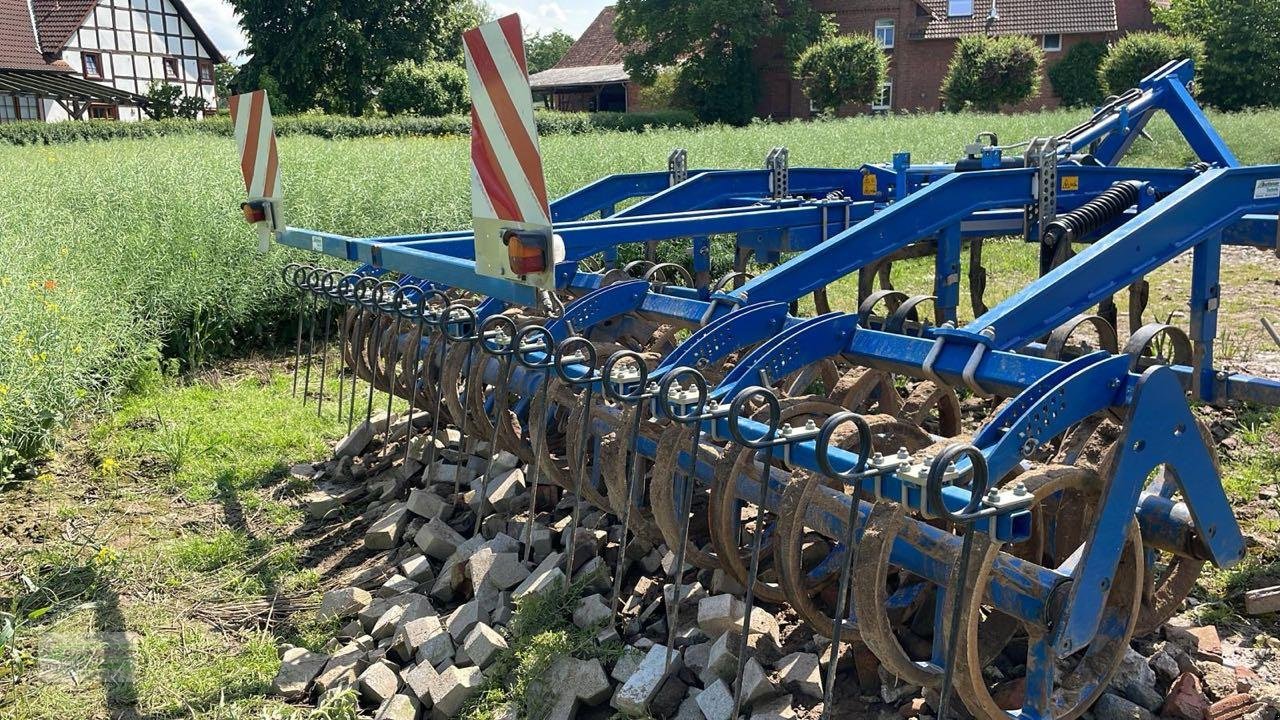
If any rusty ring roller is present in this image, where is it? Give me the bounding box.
[1123,322,1193,370]
[884,294,936,336]
[857,289,909,328]
[1045,313,1118,359]
[643,262,695,288]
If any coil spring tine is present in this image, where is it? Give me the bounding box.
[727,386,783,720]
[928,444,992,720]
[366,281,398,428]
[815,411,876,720]
[421,305,451,487]
[657,367,709,673]
[302,267,322,407]
[603,350,653,625]
[558,336,599,586]
[517,326,555,565]
[316,271,340,417]
[444,305,480,498]
[285,264,305,398]
[348,278,376,432]
[472,315,518,537]
[383,287,409,460]
[404,291,444,465]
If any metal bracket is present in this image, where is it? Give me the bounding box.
[1025,136,1059,241]
[766,147,789,200]
[668,148,688,187]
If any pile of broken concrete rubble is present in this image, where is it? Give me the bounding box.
[269,412,1280,720]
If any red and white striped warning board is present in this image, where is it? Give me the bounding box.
[230,90,283,251]
[464,14,559,289]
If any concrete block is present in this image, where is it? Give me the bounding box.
[271,646,327,699]
[358,660,401,706]
[374,693,419,720]
[407,488,453,521]
[612,644,681,715]
[366,502,409,551]
[415,517,465,560]
[775,652,821,699]
[430,665,485,720]
[463,622,507,669]
[573,593,613,630]
[446,599,488,643]
[318,586,374,622]
[697,679,735,720]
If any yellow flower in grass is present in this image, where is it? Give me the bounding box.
[93,546,120,567]
[44,301,59,314]
[29,351,47,365]
[100,457,119,476]
[0,384,8,397]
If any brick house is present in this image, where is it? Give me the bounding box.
[1,0,224,122]
[529,6,640,112]
[538,0,1159,118]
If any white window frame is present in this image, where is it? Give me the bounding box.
[875,18,895,49]
[948,0,974,17]
[1042,33,1062,52]
[873,81,893,111]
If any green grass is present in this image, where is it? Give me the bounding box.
[4,107,1280,471]
[0,365,347,719]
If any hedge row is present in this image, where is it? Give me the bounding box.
[0,109,699,146]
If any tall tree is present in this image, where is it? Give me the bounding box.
[614,0,829,124]
[1155,0,1280,110]
[526,30,575,74]
[231,0,470,115]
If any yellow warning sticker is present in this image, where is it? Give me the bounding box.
[862,173,878,195]
[1061,176,1080,191]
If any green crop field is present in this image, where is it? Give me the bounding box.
[3,108,1280,473]
[3,108,1280,719]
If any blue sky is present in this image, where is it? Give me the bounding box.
[185,0,610,61]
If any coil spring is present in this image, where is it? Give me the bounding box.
[1043,180,1144,245]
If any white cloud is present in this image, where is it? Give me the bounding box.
[537,2,568,24]
[180,0,248,61]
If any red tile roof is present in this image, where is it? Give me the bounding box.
[552,6,634,69]
[916,0,1118,39]
[30,0,97,53]
[0,0,71,71]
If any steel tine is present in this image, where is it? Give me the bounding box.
[815,412,875,720]
[556,336,599,586]
[285,264,306,398]
[441,305,479,498]
[516,326,555,565]
[927,445,992,720]
[365,280,398,429]
[403,292,439,465]
[301,267,322,406]
[383,286,411,459]
[603,351,652,626]
[728,387,783,720]
[422,305,451,487]
[334,275,358,424]
[658,368,708,673]
[316,271,340,417]
[472,315,517,537]
[347,283,370,431]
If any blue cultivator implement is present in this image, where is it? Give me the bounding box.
[233,16,1280,718]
